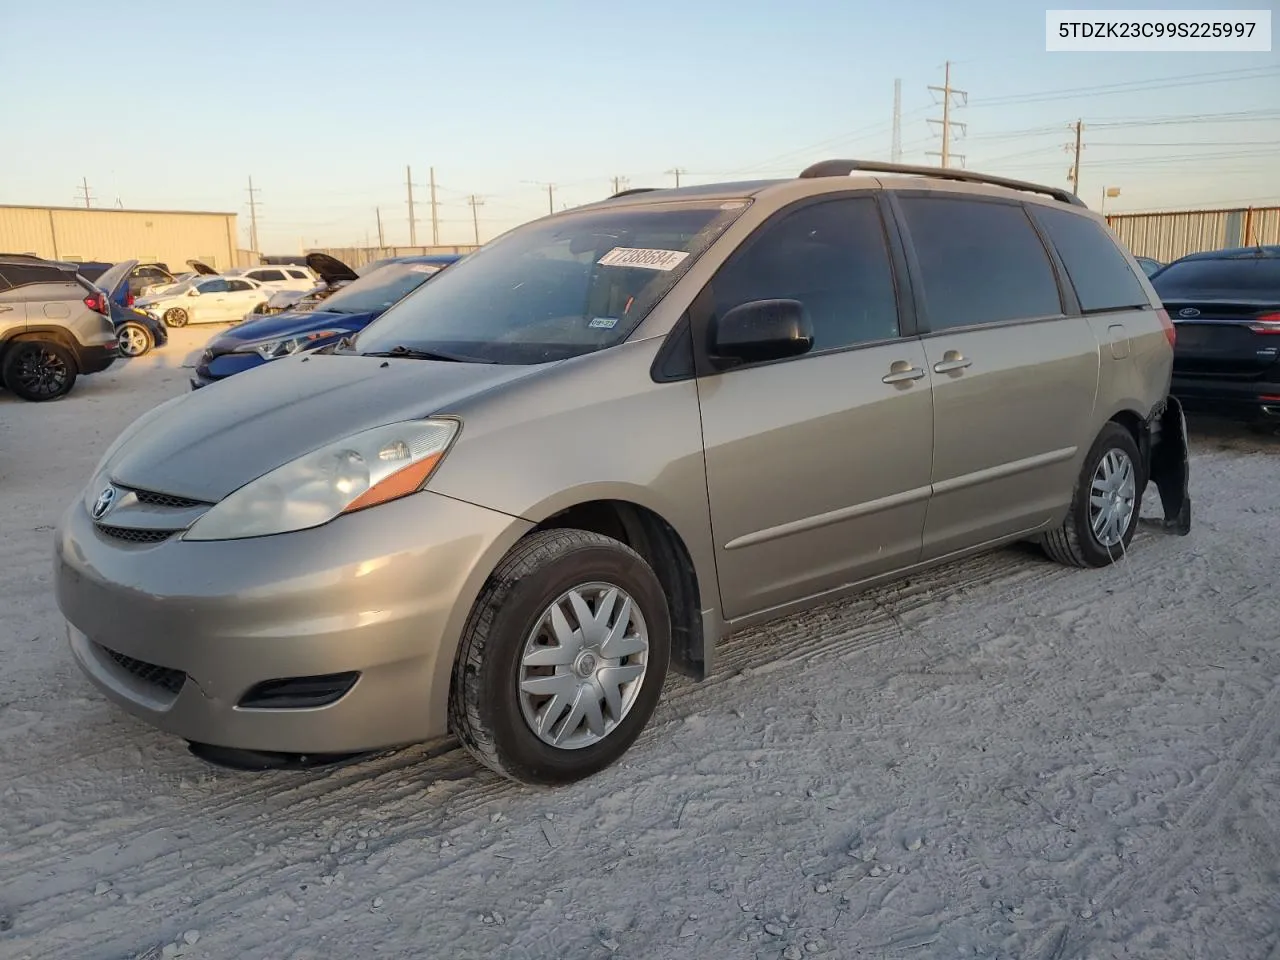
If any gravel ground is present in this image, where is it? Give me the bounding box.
[2,326,1278,960]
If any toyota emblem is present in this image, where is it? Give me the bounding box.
[1178,307,1201,318]
[91,485,117,521]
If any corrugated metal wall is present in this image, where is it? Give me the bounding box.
[307,244,480,270]
[0,205,239,270]
[1106,206,1280,264]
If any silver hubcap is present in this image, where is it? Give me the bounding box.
[1089,448,1137,548]
[518,582,649,750]
[119,325,147,356]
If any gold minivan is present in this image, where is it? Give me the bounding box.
[54,161,1191,783]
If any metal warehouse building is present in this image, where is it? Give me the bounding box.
[0,204,240,271]
[1106,205,1279,264]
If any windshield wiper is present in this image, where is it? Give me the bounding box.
[362,344,491,363]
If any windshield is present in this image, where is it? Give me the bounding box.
[94,260,135,296]
[321,262,442,314]
[352,200,750,363]
[1153,256,1280,299]
[154,277,200,296]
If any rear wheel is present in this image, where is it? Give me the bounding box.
[163,308,188,328]
[117,321,154,357]
[1042,423,1143,568]
[2,340,78,402]
[450,529,670,784]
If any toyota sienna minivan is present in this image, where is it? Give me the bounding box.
[54,160,1192,784]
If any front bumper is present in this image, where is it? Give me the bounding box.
[1171,373,1280,421]
[55,489,531,753]
[191,349,265,388]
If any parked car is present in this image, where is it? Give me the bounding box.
[251,253,360,316]
[0,254,117,400]
[1153,245,1280,428]
[74,261,115,284]
[54,160,1192,783]
[191,255,460,388]
[1135,256,1162,277]
[135,275,270,327]
[139,260,219,298]
[221,264,319,294]
[94,260,169,357]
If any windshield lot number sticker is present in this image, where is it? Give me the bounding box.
[598,247,689,271]
[589,317,619,329]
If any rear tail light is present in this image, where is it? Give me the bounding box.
[1248,311,1280,334]
[1156,307,1176,349]
[83,292,108,315]
[125,291,135,307]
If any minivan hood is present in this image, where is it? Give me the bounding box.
[107,354,546,502]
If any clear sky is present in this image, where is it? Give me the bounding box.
[3,0,1277,252]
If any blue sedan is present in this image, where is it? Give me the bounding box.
[190,255,460,388]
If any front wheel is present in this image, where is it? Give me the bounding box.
[2,340,78,401]
[163,308,188,328]
[1042,423,1144,568]
[117,321,154,357]
[450,529,670,784]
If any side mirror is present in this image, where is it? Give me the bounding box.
[188,288,200,297]
[708,299,814,368]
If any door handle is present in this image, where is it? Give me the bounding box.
[933,350,971,374]
[0,305,13,313]
[882,362,926,384]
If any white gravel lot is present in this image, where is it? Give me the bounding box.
[1,326,1278,960]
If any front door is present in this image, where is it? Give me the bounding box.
[894,194,1101,559]
[695,195,934,619]
[192,278,231,323]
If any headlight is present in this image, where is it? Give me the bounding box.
[238,329,346,360]
[183,419,459,541]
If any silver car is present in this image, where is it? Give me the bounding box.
[54,161,1192,784]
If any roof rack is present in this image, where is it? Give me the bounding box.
[609,187,660,199]
[797,159,1086,207]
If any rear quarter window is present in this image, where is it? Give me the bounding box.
[0,263,75,290]
[1030,206,1149,312]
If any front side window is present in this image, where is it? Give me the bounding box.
[198,278,230,294]
[708,197,900,353]
[353,201,750,364]
[1032,206,1149,312]
[899,197,1063,332]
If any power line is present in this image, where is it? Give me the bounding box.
[970,65,1280,108]
[927,60,967,168]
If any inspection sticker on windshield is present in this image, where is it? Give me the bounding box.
[597,247,689,271]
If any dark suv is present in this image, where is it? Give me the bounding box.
[0,256,118,401]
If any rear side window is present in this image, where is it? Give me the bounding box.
[0,263,73,289]
[1031,206,1148,312]
[898,197,1063,331]
[252,269,287,282]
[287,269,308,279]
[227,279,254,292]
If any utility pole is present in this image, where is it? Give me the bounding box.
[523,181,557,215]
[891,79,903,163]
[76,177,95,208]
[376,207,385,247]
[1066,119,1085,196]
[246,176,261,253]
[611,175,629,194]
[429,166,439,246]
[467,195,485,245]
[406,165,418,246]
[926,61,967,168]
[665,167,687,187]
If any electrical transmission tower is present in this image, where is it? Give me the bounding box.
[1065,119,1085,196]
[665,167,687,187]
[75,177,95,208]
[926,61,967,168]
[891,79,902,163]
[467,195,485,245]
[246,176,262,253]
[611,175,629,194]
[406,165,418,246]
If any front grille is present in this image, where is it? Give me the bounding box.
[98,645,187,695]
[97,525,174,544]
[238,672,360,710]
[131,488,207,509]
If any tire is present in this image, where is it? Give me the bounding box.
[2,340,78,402]
[117,321,153,358]
[449,528,671,785]
[163,308,188,328]
[1042,422,1144,568]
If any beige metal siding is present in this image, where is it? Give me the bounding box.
[0,206,238,270]
[307,244,480,270]
[1106,206,1280,263]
